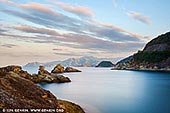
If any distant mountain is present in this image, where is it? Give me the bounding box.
[96,61,114,67]
[114,32,170,71]
[45,56,100,67]
[24,56,120,67]
[24,62,44,67]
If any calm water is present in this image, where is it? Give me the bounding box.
[24,67,170,113]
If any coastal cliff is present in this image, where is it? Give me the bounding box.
[113,32,170,72]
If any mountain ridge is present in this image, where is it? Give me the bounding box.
[24,56,120,67]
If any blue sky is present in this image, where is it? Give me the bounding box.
[0,0,169,66]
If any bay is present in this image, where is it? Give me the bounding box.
[24,67,170,113]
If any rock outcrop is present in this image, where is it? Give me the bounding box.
[51,64,81,73]
[32,66,54,83]
[0,72,58,109]
[58,100,85,113]
[0,65,71,83]
[113,32,170,72]
[38,66,51,75]
[0,69,85,113]
[51,64,65,73]
[32,66,71,83]
[96,61,114,67]
[0,65,32,80]
[51,74,71,83]
[65,67,81,72]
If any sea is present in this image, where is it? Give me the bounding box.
[23,67,170,113]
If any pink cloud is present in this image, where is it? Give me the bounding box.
[0,0,15,5]
[90,18,148,40]
[19,2,60,16]
[0,0,60,16]
[13,25,61,36]
[127,11,151,25]
[54,1,94,18]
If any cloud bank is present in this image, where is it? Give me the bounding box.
[0,0,147,66]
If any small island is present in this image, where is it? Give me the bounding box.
[96,61,114,67]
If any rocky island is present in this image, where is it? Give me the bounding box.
[51,64,81,73]
[96,61,114,67]
[0,65,85,113]
[113,32,170,72]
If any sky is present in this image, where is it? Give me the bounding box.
[0,0,170,66]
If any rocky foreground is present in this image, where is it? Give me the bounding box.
[0,66,85,113]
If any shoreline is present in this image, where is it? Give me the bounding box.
[128,69,170,73]
[112,68,170,73]
[57,99,85,113]
[58,99,101,113]
[118,69,170,73]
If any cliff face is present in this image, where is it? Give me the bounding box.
[114,32,170,71]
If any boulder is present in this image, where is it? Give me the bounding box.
[51,74,71,83]
[36,66,71,83]
[65,67,81,72]
[42,76,54,83]
[51,64,65,73]
[38,65,51,76]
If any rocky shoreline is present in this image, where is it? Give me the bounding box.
[0,64,81,84]
[112,60,170,72]
[112,67,170,72]
[0,65,85,113]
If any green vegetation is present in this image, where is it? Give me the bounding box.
[133,51,170,63]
